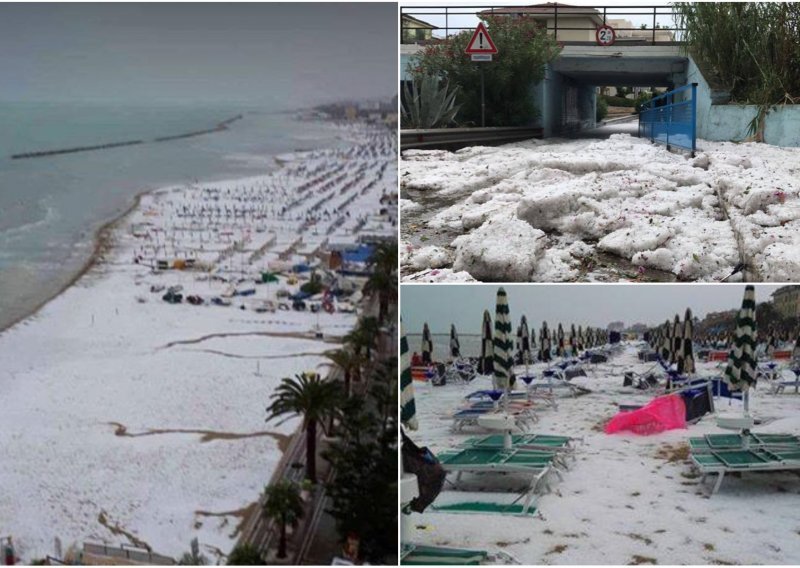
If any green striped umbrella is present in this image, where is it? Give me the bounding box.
[660,319,672,362]
[723,285,757,394]
[556,323,565,357]
[421,322,433,364]
[480,310,494,375]
[578,325,584,352]
[493,287,514,393]
[681,308,695,375]
[400,320,418,431]
[450,323,460,358]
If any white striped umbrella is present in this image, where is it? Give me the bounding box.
[450,323,461,358]
[578,325,584,352]
[493,288,514,393]
[480,310,494,375]
[557,323,565,357]
[682,308,695,375]
[421,322,433,364]
[400,320,418,430]
[723,285,757,395]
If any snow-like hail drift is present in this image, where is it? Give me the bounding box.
[401,132,800,282]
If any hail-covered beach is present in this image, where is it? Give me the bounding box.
[0,118,396,561]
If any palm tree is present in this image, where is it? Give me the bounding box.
[365,242,398,324]
[266,373,341,483]
[262,481,305,560]
[320,348,364,397]
[343,317,381,361]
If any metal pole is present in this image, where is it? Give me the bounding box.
[692,83,697,158]
[652,8,657,45]
[481,65,486,127]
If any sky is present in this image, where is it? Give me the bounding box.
[401,285,784,334]
[0,3,397,106]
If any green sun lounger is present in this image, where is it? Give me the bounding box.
[461,433,578,452]
[431,500,538,516]
[401,544,518,565]
[691,447,800,495]
[437,447,562,513]
[689,433,800,452]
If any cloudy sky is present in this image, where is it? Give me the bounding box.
[0,3,396,106]
[401,285,783,334]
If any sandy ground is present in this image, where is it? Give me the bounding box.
[0,122,395,562]
[404,343,800,564]
[401,127,800,283]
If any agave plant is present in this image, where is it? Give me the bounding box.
[401,75,461,129]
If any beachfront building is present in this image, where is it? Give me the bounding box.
[772,286,800,318]
[401,14,437,44]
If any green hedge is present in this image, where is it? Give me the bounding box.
[601,95,636,107]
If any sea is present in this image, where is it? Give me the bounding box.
[0,101,345,331]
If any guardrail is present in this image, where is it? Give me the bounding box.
[638,83,698,156]
[401,5,685,46]
[401,126,543,151]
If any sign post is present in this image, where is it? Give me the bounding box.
[465,22,498,127]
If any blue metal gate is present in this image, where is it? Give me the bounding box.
[638,83,698,156]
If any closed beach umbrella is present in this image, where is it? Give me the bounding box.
[578,325,584,352]
[421,323,433,364]
[570,324,578,356]
[480,310,494,375]
[792,333,800,362]
[493,287,514,394]
[660,319,672,362]
[557,323,565,357]
[520,316,531,366]
[540,322,551,362]
[672,314,684,369]
[723,285,758,397]
[682,308,695,375]
[400,321,418,431]
[450,324,460,359]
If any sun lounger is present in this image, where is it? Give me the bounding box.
[460,433,579,456]
[431,501,538,516]
[450,405,537,432]
[689,433,800,452]
[691,447,800,494]
[401,543,519,565]
[437,447,563,512]
[773,368,800,394]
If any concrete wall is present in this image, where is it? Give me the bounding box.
[686,56,800,147]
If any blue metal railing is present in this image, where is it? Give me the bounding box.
[638,83,698,156]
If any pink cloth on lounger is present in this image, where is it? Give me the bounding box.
[605,393,686,435]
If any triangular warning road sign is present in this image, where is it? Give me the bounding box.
[465,22,498,54]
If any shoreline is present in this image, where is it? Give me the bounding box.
[0,188,147,336]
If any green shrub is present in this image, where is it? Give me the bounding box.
[596,96,608,122]
[601,95,636,107]
[410,16,561,127]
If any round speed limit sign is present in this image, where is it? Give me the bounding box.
[596,25,616,46]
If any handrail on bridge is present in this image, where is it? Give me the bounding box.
[401,5,685,46]
[638,83,698,157]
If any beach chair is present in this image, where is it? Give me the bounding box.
[437,447,563,513]
[460,434,579,464]
[449,405,537,433]
[691,447,800,495]
[526,367,589,397]
[401,543,519,565]
[773,368,800,394]
[688,432,800,453]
